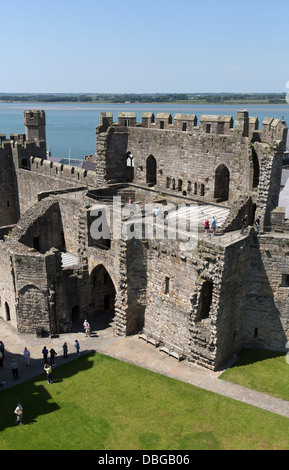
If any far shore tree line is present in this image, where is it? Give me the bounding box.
[0,92,286,104]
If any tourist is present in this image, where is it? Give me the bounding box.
[240,214,248,234]
[0,340,5,358]
[211,216,217,235]
[11,359,19,380]
[83,319,90,336]
[14,403,23,425]
[42,346,48,363]
[75,339,80,356]
[255,215,261,235]
[50,348,57,365]
[62,342,68,358]
[23,347,30,366]
[44,363,53,384]
[204,219,210,236]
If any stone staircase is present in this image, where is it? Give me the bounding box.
[61,252,79,268]
[165,203,231,229]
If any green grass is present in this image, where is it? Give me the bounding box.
[220,349,289,401]
[1,351,289,450]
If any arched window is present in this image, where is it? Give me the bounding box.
[126,152,134,182]
[146,155,157,185]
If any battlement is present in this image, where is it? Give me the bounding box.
[99,110,288,146]
[23,110,46,127]
[29,156,97,187]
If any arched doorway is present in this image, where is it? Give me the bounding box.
[90,265,116,330]
[214,164,230,201]
[146,155,157,186]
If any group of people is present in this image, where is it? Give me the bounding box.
[240,214,261,235]
[2,317,92,425]
[204,216,217,236]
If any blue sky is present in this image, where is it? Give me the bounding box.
[1,0,289,93]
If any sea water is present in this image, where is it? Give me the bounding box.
[0,102,288,160]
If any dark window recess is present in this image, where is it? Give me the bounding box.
[33,236,40,251]
[281,274,289,287]
[165,277,170,294]
[254,327,258,338]
[195,279,213,321]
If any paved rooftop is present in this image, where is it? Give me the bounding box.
[1,318,289,419]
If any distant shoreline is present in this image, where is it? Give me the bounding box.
[0,100,287,106]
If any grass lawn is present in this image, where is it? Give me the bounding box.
[1,351,289,450]
[220,349,289,401]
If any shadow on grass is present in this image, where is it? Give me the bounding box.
[229,348,286,369]
[0,351,96,432]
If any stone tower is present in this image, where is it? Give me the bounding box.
[24,110,46,142]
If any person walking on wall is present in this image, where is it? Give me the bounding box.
[255,215,261,235]
[240,214,248,234]
[211,216,217,236]
[204,219,210,236]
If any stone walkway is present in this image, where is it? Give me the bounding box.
[1,318,289,419]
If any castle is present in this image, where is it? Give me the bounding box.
[0,108,288,370]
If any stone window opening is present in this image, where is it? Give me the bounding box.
[5,302,10,321]
[254,327,258,338]
[194,183,197,195]
[206,124,211,134]
[6,200,10,207]
[178,179,182,191]
[126,152,134,167]
[195,279,213,322]
[160,121,165,129]
[33,236,40,251]
[182,122,187,131]
[166,177,170,189]
[187,181,192,193]
[164,276,170,294]
[280,274,289,287]
[200,183,205,196]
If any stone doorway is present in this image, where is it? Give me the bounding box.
[146,155,157,186]
[90,264,116,331]
[214,164,230,201]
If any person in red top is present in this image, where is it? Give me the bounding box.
[205,219,210,236]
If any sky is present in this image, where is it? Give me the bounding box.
[1,0,289,94]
